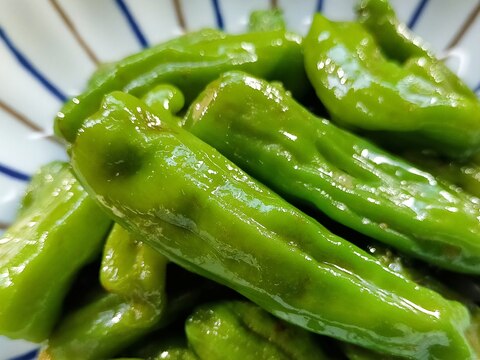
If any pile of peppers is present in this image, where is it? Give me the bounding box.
[1,1,480,359]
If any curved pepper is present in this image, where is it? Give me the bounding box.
[39,224,169,360]
[40,224,214,360]
[55,28,307,143]
[141,84,185,127]
[303,12,480,158]
[184,71,480,274]
[186,301,328,359]
[69,91,477,359]
[356,0,479,102]
[141,84,185,117]
[0,161,111,342]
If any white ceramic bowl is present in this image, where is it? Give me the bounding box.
[1,0,479,359]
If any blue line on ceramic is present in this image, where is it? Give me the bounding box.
[408,0,429,29]
[0,163,31,182]
[475,81,480,93]
[0,27,67,102]
[316,0,323,12]
[211,0,224,30]
[115,0,149,48]
[8,349,39,360]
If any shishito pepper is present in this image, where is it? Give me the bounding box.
[303,10,480,158]
[55,28,308,143]
[248,9,286,32]
[69,91,477,359]
[401,151,480,199]
[186,301,328,359]
[0,161,111,342]
[39,224,169,360]
[125,330,198,360]
[141,84,185,119]
[141,84,185,127]
[356,0,478,104]
[40,225,207,360]
[184,71,480,274]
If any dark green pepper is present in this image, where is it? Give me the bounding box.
[184,71,480,274]
[303,11,480,158]
[69,91,477,359]
[55,28,308,143]
[0,161,111,342]
[186,301,328,359]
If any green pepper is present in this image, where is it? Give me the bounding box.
[248,9,286,32]
[141,84,185,127]
[356,0,478,102]
[303,11,480,158]
[55,28,308,143]
[401,151,480,198]
[366,243,480,356]
[186,301,328,359]
[69,91,477,359]
[183,71,480,274]
[125,330,198,360]
[342,343,399,360]
[39,292,154,360]
[141,84,185,117]
[40,224,168,359]
[0,161,111,342]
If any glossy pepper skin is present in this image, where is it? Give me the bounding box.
[303,12,480,158]
[141,84,185,127]
[55,28,307,143]
[186,301,328,360]
[357,0,479,103]
[248,9,286,32]
[0,161,111,342]
[141,84,185,117]
[184,71,480,274]
[40,224,169,360]
[69,91,477,359]
[402,151,480,199]
[367,244,480,358]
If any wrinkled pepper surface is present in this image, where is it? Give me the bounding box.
[303,10,480,158]
[40,225,171,360]
[357,0,480,105]
[184,71,480,274]
[186,300,327,359]
[0,161,111,342]
[402,151,480,199]
[366,243,480,356]
[69,91,477,359]
[55,28,307,143]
